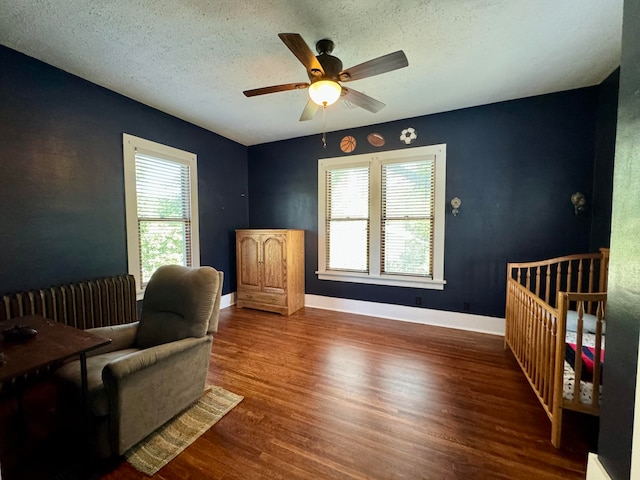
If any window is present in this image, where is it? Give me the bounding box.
[317,144,446,289]
[123,134,200,297]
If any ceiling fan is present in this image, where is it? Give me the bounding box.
[243,33,409,121]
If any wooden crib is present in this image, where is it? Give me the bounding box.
[505,248,609,447]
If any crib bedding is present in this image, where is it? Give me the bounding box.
[566,309,605,334]
[563,331,604,404]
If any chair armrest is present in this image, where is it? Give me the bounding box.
[86,322,139,357]
[102,336,210,380]
[100,335,213,455]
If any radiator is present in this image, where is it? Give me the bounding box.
[1,274,138,328]
[1,274,138,392]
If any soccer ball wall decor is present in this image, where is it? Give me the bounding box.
[399,127,418,145]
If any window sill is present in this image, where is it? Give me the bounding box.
[316,271,446,290]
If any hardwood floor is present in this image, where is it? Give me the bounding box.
[0,306,597,479]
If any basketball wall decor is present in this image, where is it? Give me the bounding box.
[340,135,357,153]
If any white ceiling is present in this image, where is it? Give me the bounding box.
[0,1,623,146]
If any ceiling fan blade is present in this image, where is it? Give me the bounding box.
[339,51,408,82]
[342,99,357,109]
[342,87,385,113]
[243,82,309,97]
[299,99,319,121]
[278,33,324,76]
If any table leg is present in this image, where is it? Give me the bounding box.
[79,352,90,437]
[15,378,24,418]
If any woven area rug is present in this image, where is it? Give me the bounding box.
[124,386,243,476]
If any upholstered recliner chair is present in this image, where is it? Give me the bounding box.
[55,265,223,457]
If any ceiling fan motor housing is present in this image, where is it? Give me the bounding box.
[310,39,343,82]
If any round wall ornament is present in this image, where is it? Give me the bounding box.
[367,133,385,147]
[340,135,357,153]
[400,127,418,145]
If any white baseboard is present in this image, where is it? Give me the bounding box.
[586,453,612,480]
[220,292,236,309]
[221,292,504,336]
[304,294,504,336]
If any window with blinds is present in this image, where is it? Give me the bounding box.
[326,166,370,272]
[135,153,193,286]
[123,134,200,295]
[381,159,434,276]
[317,144,446,290]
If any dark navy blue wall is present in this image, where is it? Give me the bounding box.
[0,46,248,295]
[590,68,619,251]
[248,88,601,318]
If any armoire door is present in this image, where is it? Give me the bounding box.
[237,233,261,291]
[261,234,287,294]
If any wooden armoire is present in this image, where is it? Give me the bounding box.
[235,229,305,315]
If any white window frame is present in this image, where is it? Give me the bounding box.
[317,144,446,290]
[123,133,200,298]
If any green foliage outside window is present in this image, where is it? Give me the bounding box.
[137,186,190,285]
[139,221,186,285]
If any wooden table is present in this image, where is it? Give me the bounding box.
[0,315,111,425]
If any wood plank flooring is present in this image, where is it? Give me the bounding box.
[0,306,597,479]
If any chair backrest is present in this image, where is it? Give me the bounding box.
[207,270,224,334]
[136,265,223,349]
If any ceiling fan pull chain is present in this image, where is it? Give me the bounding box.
[322,105,327,148]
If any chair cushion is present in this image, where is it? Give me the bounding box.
[136,265,220,349]
[55,348,139,416]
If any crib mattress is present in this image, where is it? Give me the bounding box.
[563,331,603,404]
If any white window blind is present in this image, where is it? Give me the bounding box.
[317,144,446,290]
[326,166,370,272]
[135,153,193,286]
[123,134,200,297]
[381,159,434,276]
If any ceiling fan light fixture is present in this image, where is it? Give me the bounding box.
[308,80,342,106]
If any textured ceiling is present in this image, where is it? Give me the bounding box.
[0,1,623,146]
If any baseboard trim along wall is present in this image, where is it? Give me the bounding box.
[586,453,612,480]
[222,292,504,336]
[221,292,236,310]
[304,294,505,336]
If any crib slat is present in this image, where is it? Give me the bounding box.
[551,293,569,448]
[554,265,559,308]
[591,302,604,408]
[587,259,595,313]
[548,315,556,409]
[599,248,610,292]
[532,304,539,384]
[545,267,551,305]
[577,260,584,293]
[548,312,555,405]
[542,312,549,398]
[571,301,585,409]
